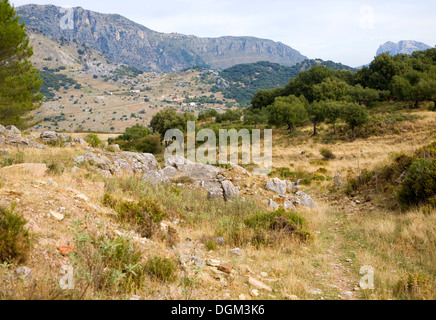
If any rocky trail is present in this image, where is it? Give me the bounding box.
[0,126,369,300]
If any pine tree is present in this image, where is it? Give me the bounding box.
[0,0,42,128]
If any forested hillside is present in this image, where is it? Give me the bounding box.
[216,59,355,106]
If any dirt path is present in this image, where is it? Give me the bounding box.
[310,198,361,300]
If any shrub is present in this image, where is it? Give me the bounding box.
[145,256,177,282]
[85,134,101,147]
[171,175,195,185]
[0,204,31,263]
[398,158,436,206]
[113,135,163,154]
[1,151,25,167]
[72,224,147,293]
[102,193,166,239]
[395,273,432,299]
[244,208,305,230]
[47,162,65,175]
[243,208,312,246]
[320,148,336,160]
[205,240,217,251]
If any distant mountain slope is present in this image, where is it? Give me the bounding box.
[16,4,307,73]
[215,59,355,106]
[377,40,432,56]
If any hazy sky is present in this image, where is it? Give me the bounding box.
[10,0,436,67]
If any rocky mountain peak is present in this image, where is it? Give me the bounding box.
[376,40,432,56]
[16,4,307,73]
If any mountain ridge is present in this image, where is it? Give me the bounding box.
[16,4,307,73]
[376,40,432,56]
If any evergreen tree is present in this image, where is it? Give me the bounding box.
[0,0,42,128]
[342,102,369,140]
[306,101,326,136]
[267,95,308,133]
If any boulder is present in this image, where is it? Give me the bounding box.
[83,152,115,172]
[5,125,21,135]
[207,188,224,200]
[165,156,221,180]
[268,199,280,210]
[221,180,239,201]
[142,170,165,185]
[0,163,47,178]
[296,191,317,208]
[283,200,296,211]
[40,131,59,143]
[120,152,159,173]
[286,180,298,193]
[199,180,222,190]
[265,178,287,195]
[73,137,88,146]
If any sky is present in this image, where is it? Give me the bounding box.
[10,0,436,67]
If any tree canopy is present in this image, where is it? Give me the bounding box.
[0,0,42,128]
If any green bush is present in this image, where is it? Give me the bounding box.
[244,208,305,230]
[320,148,336,160]
[102,193,167,238]
[146,256,177,282]
[85,134,101,147]
[72,224,147,293]
[115,135,163,154]
[205,240,217,251]
[398,158,436,206]
[0,204,31,263]
[47,162,65,175]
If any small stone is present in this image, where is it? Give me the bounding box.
[218,265,232,274]
[346,258,353,262]
[130,295,141,300]
[268,199,280,210]
[216,237,225,246]
[50,210,64,221]
[250,289,260,297]
[74,194,89,202]
[230,248,242,256]
[239,294,247,300]
[248,277,272,292]
[284,294,298,300]
[58,246,76,256]
[343,291,353,296]
[307,289,323,295]
[206,259,221,267]
[73,155,85,164]
[333,173,344,187]
[14,266,32,280]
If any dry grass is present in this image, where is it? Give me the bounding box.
[340,206,436,300]
[1,109,435,299]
